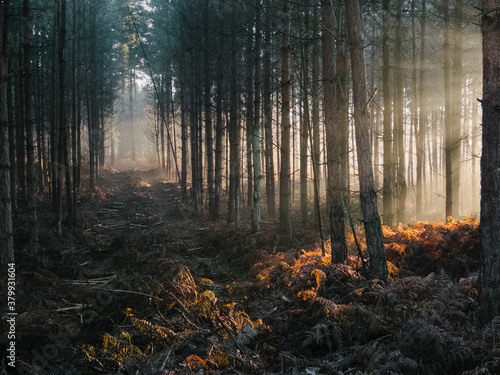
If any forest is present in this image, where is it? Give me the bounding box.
[1,0,500,374]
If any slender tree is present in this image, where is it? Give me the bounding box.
[251,0,262,232]
[263,2,275,218]
[416,0,426,220]
[1,0,14,264]
[451,0,463,217]
[322,0,347,262]
[23,0,38,247]
[443,0,453,220]
[279,0,292,244]
[394,0,406,225]
[346,0,388,280]
[382,0,394,227]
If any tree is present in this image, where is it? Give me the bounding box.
[416,0,426,220]
[251,0,262,233]
[394,0,406,225]
[346,0,388,280]
[382,0,394,227]
[263,2,275,219]
[54,0,69,233]
[23,0,38,247]
[321,0,347,262]
[1,0,14,264]
[478,0,500,323]
[228,0,241,226]
[279,0,292,244]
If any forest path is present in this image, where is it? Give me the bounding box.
[11,168,241,374]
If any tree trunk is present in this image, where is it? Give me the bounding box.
[1,0,14,264]
[382,0,394,227]
[300,19,309,228]
[312,5,321,219]
[214,1,225,219]
[204,7,215,220]
[346,0,388,280]
[180,75,188,201]
[263,5,275,219]
[451,0,463,217]
[228,0,240,226]
[478,0,500,324]
[55,0,68,233]
[394,0,406,225]
[130,66,136,162]
[444,0,453,221]
[23,0,38,248]
[251,0,262,233]
[279,0,292,244]
[322,0,346,262]
[416,0,426,220]
[246,28,254,210]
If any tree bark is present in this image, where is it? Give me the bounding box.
[279,0,292,244]
[228,0,240,226]
[346,0,388,280]
[394,0,406,225]
[1,0,14,264]
[416,0,426,220]
[214,0,225,219]
[23,0,38,247]
[478,0,500,324]
[444,0,453,221]
[451,0,463,217]
[322,0,346,262]
[263,4,275,219]
[382,0,394,227]
[251,0,262,233]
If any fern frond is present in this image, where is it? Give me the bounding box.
[313,297,338,315]
[130,316,176,341]
[302,320,343,352]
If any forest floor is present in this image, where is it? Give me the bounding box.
[1,167,495,375]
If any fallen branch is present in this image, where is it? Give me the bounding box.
[95,287,162,300]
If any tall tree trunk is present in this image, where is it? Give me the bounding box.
[7,61,15,213]
[394,0,406,225]
[16,53,26,204]
[180,75,188,201]
[346,0,388,280]
[444,0,453,220]
[299,12,309,228]
[55,0,68,233]
[1,0,14,264]
[451,0,463,217]
[279,0,292,244]
[263,4,275,219]
[416,0,426,220]
[228,0,240,226]
[382,0,394,227]
[190,64,199,211]
[312,5,321,219]
[161,79,166,170]
[24,0,38,248]
[336,15,350,209]
[245,28,254,210]
[204,9,215,220]
[71,0,79,214]
[130,66,136,162]
[322,0,346,261]
[214,0,225,219]
[478,0,500,325]
[252,0,262,232]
